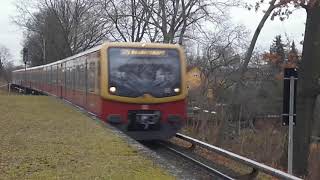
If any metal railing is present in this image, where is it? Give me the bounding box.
[0,84,8,88]
[176,133,303,180]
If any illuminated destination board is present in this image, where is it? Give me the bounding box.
[120,49,167,56]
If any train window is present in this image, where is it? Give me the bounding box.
[61,63,65,87]
[49,66,52,85]
[69,66,72,90]
[108,48,181,98]
[76,63,80,90]
[53,66,55,86]
[46,67,48,85]
[52,67,55,86]
[65,66,68,89]
[56,65,59,86]
[33,70,35,84]
[58,64,61,86]
[73,63,75,90]
[66,62,70,89]
[88,61,95,92]
[51,66,54,86]
[67,61,72,90]
[32,70,34,84]
[96,60,100,93]
[69,67,72,89]
[79,64,84,91]
[87,52,100,93]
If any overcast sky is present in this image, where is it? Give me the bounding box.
[0,0,306,65]
[0,0,23,65]
[230,4,306,51]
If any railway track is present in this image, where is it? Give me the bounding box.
[157,140,235,180]
[146,133,304,180]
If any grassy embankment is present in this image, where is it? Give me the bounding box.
[0,94,173,179]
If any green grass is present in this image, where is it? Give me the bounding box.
[0,96,173,180]
[0,83,19,95]
[0,84,10,95]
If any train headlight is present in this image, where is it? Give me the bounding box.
[174,88,180,93]
[109,86,117,93]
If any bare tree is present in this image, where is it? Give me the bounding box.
[42,0,109,54]
[141,0,240,44]
[15,0,110,65]
[99,0,152,42]
[0,45,12,82]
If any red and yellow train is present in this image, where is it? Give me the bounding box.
[12,42,187,140]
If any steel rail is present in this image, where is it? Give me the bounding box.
[0,84,8,88]
[159,142,235,180]
[176,133,303,180]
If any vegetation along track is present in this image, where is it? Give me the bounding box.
[156,140,236,180]
[142,133,303,180]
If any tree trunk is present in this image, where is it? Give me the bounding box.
[306,95,320,180]
[293,4,320,176]
[307,143,320,180]
[238,0,276,79]
[216,0,277,145]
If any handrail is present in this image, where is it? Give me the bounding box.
[176,133,303,180]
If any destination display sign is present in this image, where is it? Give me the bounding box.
[120,49,167,56]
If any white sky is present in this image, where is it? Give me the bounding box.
[0,0,307,65]
[0,0,23,65]
[230,4,306,52]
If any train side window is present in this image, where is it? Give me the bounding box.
[73,63,76,91]
[79,56,86,91]
[66,61,70,89]
[46,67,49,85]
[54,65,57,86]
[65,66,68,89]
[49,66,52,85]
[76,63,80,90]
[81,64,85,91]
[55,65,58,86]
[88,61,95,92]
[52,66,55,86]
[70,63,73,90]
[69,66,71,90]
[96,60,100,93]
[62,63,65,87]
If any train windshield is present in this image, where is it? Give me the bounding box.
[108,47,181,98]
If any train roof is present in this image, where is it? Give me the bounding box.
[13,42,182,72]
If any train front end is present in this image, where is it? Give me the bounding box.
[100,43,187,140]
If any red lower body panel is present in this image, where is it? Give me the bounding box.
[100,99,186,123]
[21,82,186,140]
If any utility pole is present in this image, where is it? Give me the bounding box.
[282,68,298,174]
[43,38,46,65]
[288,75,295,174]
[23,47,28,94]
